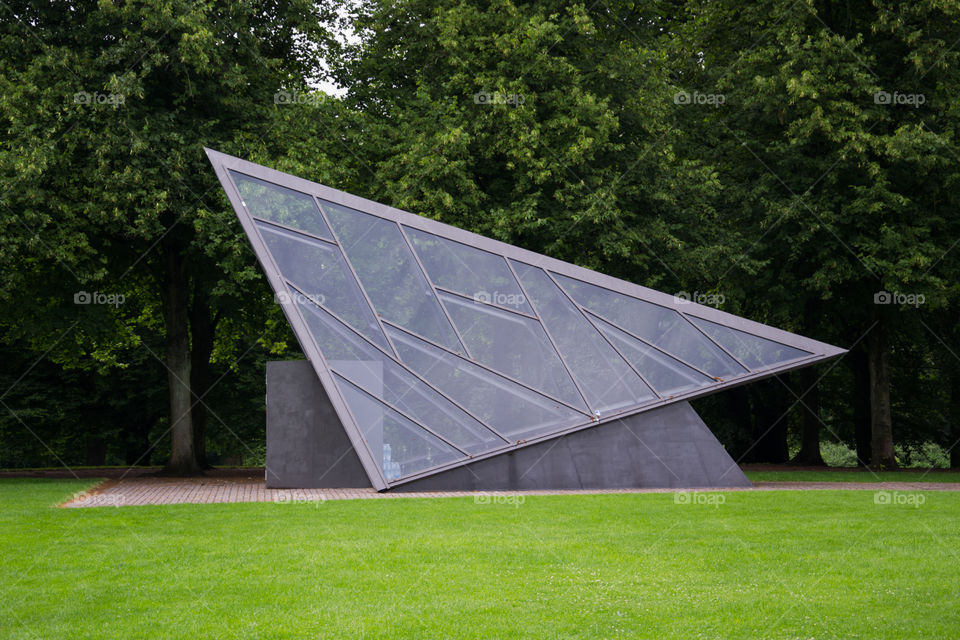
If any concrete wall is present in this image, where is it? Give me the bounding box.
[394,401,751,492]
[265,360,370,488]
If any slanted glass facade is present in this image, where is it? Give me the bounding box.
[209,150,843,490]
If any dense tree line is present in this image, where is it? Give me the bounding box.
[1,0,957,471]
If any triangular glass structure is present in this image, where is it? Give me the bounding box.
[295,297,505,455]
[207,149,847,490]
[437,291,586,409]
[333,374,464,480]
[589,313,714,397]
[687,316,810,370]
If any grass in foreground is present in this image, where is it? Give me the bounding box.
[746,469,960,483]
[1,479,957,639]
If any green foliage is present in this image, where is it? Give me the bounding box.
[819,440,862,467]
[896,442,952,469]
[0,0,333,358]
[331,0,730,291]
[746,469,960,482]
[1,0,958,466]
[675,0,958,327]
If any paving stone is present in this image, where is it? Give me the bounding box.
[58,477,960,508]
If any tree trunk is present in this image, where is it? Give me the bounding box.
[190,287,215,468]
[791,366,825,465]
[867,322,897,469]
[851,347,872,467]
[161,241,200,476]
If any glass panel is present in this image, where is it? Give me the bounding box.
[438,292,585,409]
[321,201,463,352]
[334,374,464,481]
[405,227,533,314]
[689,316,811,370]
[258,222,389,351]
[512,263,654,414]
[552,272,745,379]
[295,298,504,455]
[387,326,585,441]
[591,315,714,396]
[230,171,333,239]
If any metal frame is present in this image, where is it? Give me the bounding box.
[582,309,716,386]
[205,148,847,491]
[378,317,593,417]
[541,265,661,404]
[250,215,338,247]
[432,284,540,321]
[505,257,597,416]
[286,279,512,445]
[310,197,403,360]
[396,223,473,358]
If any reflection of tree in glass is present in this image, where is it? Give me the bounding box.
[553,273,744,378]
[406,227,533,314]
[513,263,652,414]
[258,223,386,349]
[322,201,462,351]
[231,171,332,238]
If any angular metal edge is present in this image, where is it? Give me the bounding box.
[204,148,389,490]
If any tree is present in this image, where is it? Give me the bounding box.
[0,0,334,473]
[331,0,731,293]
[675,0,960,468]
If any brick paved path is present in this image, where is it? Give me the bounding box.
[59,476,960,508]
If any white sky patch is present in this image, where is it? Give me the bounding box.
[307,0,361,98]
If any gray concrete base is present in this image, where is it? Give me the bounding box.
[266,360,370,488]
[265,360,751,491]
[394,401,751,492]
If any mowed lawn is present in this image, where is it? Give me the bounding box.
[746,469,960,483]
[1,479,958,639]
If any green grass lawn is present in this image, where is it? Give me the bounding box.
[2,479,958,639]
[746,469,960,483]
